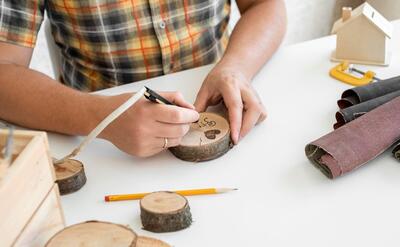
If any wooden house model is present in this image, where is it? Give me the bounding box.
[331,3,393,66]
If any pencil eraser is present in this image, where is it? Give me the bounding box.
[104,196,110,202]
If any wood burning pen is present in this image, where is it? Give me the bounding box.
[144,86,199,123]
[144,86,174,105]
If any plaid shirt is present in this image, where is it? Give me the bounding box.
[0,0,230,91]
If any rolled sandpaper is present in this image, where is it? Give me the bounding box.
[392,143,400,161]
[306,96,400,179]
[338,76,400,109]
[337,95,360,109]
[334,90,400,129]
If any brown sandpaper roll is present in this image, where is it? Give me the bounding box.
[306,96,400,179]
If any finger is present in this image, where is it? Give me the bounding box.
[239,90,262,140]
[152,104,199,124]
[136,149,160,158]
[250,89,267,125]
[222,87,243,145]
[152,122,191,138]
[194,88,209,113]
[159,91,195,109]
[136,137,182,157]
[155,137,182,149]
[257,105,268,124]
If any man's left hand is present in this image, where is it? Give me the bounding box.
[194,66,267,144]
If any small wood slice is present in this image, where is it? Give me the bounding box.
[46,221,137,247]
[54,159,87,195]
[136,236,171,247]
[169,112,232,162]
[140,191,192,233]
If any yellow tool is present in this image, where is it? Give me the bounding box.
[329,61,380,86]
[104,188,237,202]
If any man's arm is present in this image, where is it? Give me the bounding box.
[195,0,287,143]
[0,42,103,136]
[221,0,286,78]
[0,42,198,157]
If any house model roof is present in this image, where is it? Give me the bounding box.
[331,2,392,38]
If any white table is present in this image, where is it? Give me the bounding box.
[49,20,400,247]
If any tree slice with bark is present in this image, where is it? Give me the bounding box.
[169,112,232,162]
[136,236,171,247]
[46,221,171,247]
[140,191,192,233]
[53,159,86,195]
[46,221,137,247]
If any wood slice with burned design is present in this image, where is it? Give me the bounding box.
[169,112,232,162]
[54,159,87,195]
[140,191,192,233]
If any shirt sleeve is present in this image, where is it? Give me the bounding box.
[0,0,45,48]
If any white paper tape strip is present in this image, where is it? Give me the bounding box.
[54,87,146,164]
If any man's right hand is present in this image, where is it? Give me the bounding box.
[0,41,198,158]
[99,91,199,158]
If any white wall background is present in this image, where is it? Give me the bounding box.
[230,0,397,45]
[30,0,400,78]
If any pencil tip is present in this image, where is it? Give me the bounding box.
[217,188,239,193]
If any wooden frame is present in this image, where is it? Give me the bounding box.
[14,184,65,247]
[0,130,65,246]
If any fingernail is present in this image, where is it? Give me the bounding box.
[234,134,240,144]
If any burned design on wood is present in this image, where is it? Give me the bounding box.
[197,117,216,128]
[169,112,232,162]
[204,129,221,139]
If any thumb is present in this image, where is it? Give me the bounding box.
[194,89,209,113]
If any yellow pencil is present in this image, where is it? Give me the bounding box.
[104,188,237,202]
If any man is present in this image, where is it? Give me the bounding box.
[0,0,286,157]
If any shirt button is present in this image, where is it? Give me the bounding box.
[159,21,166,29]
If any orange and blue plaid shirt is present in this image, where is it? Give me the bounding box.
[0,0,231,91]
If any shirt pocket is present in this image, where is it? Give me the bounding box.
[186,0,228,25]
[49,0,141,54]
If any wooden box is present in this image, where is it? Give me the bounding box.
[0,130,65,246]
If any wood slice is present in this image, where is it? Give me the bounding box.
[136,236,171,247]
[54,159,87,195]
[169,112,232,162]
[46,221,137,247]
[140,191,192,233]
